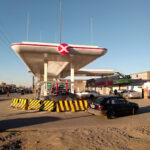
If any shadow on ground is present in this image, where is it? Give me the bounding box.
[0,116,60,132]
[137,106,150,115]
[7,110,44,117]
[0,97,11,102]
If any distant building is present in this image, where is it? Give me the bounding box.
[0,83,17,94]
[75,80,86,92]
[85,71,150,95]
[7,84,16,89]
[1,82,6,87]
[130,71,150,80]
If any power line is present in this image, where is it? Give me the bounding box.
[0,21,14,43]
[0,20,16,54]
[0,29,14,54]
[0,28,12,44]
[0,20,14,53]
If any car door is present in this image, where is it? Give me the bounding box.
[116,97,131,114]
[102,98,111,111]
[109,98,123,115]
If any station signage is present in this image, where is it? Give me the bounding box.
[47,83,52,87]
[58,43,70,55]
[113,79,131,84]
[94,79,131,86]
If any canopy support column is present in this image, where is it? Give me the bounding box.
[44,62,48,96]
[66,80,68,92]
[71,63,75,94]
[56,79,58,95]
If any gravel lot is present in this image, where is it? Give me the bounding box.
[0,94,150,150]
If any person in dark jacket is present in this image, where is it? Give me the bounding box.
[114,89,118,95]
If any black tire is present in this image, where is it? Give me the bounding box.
[90,95,94,99]
[107,111,115,119]
[90,95,94,102]
[132,107,137,115]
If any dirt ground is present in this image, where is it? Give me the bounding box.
[0,94,150,150]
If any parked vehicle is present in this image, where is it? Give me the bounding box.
[21,90,24,95]
[88,95,139,119]
[120,90,142,99]
[76,90,100,99]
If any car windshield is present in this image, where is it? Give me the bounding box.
[110,97,128,104]
[129,90,136,92]
[121,90,128,93]
[90,91,96,93]
[81,90,90,93]
[122,90,136,93]
[117,97,128,103]
[95,97,104,104]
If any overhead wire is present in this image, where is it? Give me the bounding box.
[0,20,14,43]
[0,21,15,54]
[0,29,11,45]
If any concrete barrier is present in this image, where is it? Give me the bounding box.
[10,98,88,112]
[10,98,28,110]
[28,99,42,110]
[56,100,88,112]
[42,100,55,112]
[10,98,18,107]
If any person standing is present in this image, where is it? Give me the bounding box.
[6,91,10,97]
[114,89,118,95]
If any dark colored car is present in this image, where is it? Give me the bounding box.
[88,95,139,119]
[21,90,24,95]
[40,93,78,101]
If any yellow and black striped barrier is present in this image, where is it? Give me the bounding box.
[10,98,18,107]
[56,100,88,112]
[28,99,42,110]
[10,98,88,112]
[11,98,29,110]
[42,100,55,112]
[28,99,55,111]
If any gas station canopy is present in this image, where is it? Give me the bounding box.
[11,42,109,79]
[75,69,114,76]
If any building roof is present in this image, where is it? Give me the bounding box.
[130,71,150,75]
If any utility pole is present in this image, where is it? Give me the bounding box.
[40,31,42,41]
[32,75,34,91]
[26,12,30,41]
[90,17,93,45]
[60,0,62,43]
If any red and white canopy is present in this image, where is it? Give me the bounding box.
[11,42,108,79]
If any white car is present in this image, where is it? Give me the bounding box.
[121,90,142,99]
[76,90,100,99]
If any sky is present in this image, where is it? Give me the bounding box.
[0,0,150,87]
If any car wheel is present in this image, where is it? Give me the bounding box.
[107,111,115,119]
[132,107,137,115]
[90,95,94,99]
[90,95,94,101]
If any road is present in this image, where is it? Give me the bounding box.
[0,94,150,130]
[0,94,150,150]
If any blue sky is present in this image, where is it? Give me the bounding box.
[0,0,150,86]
